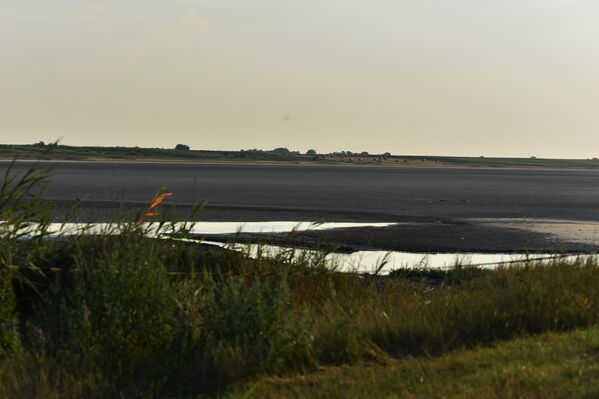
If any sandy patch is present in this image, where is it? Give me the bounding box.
[475,218,599,246]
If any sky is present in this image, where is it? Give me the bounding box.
[1,1,598,158]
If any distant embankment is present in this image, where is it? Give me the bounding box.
[1,144,599,169]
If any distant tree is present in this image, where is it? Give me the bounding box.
[306,149,317,156]
[383,152,391,157]
[175,144,190,151]
[34,141,45,147]
[360,151,369,156]
[272,147,291,155]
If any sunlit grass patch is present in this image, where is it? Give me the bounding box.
[229,326,599,399]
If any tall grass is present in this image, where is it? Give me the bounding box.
[1,161,599,397]
[0,160,54,356]
[0,268,20,356]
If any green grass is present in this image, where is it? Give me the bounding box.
[2,160,599,397]
[231,326,599,399]
[2,236,599,398]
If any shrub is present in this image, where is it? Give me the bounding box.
[272,147,291,155]
[196,272,314,386]
[40,231,192,390]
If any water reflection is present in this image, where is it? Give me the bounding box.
[201,241,589,274]
[15,221,593,273]
[35,221,395,236]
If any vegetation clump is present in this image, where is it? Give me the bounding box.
[175,144,190,151]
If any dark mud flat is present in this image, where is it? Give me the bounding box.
[18,158,597,253]
[48,200,599,253]
[49,200,407,223]
[6,161,599,222]
[44,200,599,253]
[197,222,599,254]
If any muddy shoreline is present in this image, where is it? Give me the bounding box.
[49,200,599,254]
[194,223,599,254]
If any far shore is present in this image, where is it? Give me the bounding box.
[2,143,599,170]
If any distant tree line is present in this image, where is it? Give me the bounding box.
[29,142,396,159]
[237,148,394,157]
[240,148,301,155]
[167,145,395,158]
[326,151,392,158]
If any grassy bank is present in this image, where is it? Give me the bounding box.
[2,162,599,397]
[3,235,599,398]
[230,326,599,399]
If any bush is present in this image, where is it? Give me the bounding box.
[196,272,314,387]
[40,231,192,390]
[272,147,291,155]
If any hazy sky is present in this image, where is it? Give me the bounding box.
[1,1,598,157]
